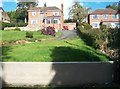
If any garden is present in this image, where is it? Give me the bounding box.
[1,29,110,62]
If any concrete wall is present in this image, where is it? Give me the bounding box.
[1,62,115,87]
[0,62,2,88]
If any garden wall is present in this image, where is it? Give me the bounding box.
[1,62,115,87]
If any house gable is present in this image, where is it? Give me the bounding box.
[88,8,120,28]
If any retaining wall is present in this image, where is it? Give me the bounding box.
[1,62,115,87]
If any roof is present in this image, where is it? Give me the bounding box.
[2,12,10,20]
[28,6,61,12]
[0,7,4,11]
[90,8,118,15]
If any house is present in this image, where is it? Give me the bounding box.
[27,4,64,30]
[88,8,120,28]
[0,7,10,23]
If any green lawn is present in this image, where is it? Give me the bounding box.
[0,30,58,43]
[2,36,110,62]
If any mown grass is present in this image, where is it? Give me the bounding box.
[1,30,56,42]
[2,37,110,62]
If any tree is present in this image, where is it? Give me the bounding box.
[106,1,120,84]
[106,2,118,10]
[44,2,47,7]
[15,0,38,23]
[7,11,17,23]
[69,1,90,27]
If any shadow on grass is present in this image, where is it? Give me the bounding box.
[50,46,101,62]
[2,46,13,62]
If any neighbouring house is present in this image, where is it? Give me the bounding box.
[88,8,120,28]
[0,7,10,23]
[27,4,64,30]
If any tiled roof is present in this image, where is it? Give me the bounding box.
[0,7,4,11]
[28,6,61,12]
[90,8,118,14]
[2,12,10,20]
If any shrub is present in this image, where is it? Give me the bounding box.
[26,31,33,38]
[100,24,107,31]
[80,28,107,49]
[2,22,28,30]
[14,27,21,31]
[41,26,56,36]
[84,23,92,30]
[16,22,28,27]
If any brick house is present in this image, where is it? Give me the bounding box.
[88,8,120,28]
[27,4,64,30]
[0,7,10,23]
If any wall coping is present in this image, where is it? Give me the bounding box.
[1,61,114,64]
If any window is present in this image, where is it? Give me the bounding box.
[51,19,58,24]
[47,19,51,24]
[31,20,37,24]
[114,22,120,28]
[40,13,44,20]
[32,12,36,16]
[92,22,99,28]
[46,19,58,24]
[53,12,59,16]
[54,19,58,24]
[103,14,108,19]
[92,14,98,19]
[112,14,118,19]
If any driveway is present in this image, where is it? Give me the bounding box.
[56,30,77,40]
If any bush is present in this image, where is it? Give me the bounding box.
[2,22,15,30]
[14,27,21,31]
[84,24,92,30]
[2,22,28,30]
[80,28,107,49]
[100,24,107,31]
[16,22,28,27]
[41,26,55,36]
[26,31,33,38]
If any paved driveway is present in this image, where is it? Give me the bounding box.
[56,30,77,40]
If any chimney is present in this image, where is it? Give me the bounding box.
[61,4,64,30]
[29,4,33,9]
[61,4,63,12]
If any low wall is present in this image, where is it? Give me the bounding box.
[1,62,115,87]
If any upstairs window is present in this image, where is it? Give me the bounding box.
[92,14,98,19]
[103,14,108,19]
[112,14,118,19]
[53,12,59,16]
[32,12,36,16]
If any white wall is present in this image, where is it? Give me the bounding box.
[1,62,115,87]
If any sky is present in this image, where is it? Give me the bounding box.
[0,0,120,19]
